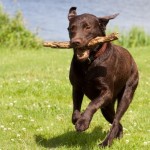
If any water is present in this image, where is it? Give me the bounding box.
[0,0,150,41]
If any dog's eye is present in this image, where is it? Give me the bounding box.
[83,23,91,30]
[68,26,76,32]
[85,26,91,30]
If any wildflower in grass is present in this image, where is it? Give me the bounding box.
[3,128,7,131]
[22,128,26,131]
[0,125,4,129]
[1,126,11,132]
[68,104,72,108]
[35,78,39,82]
[30,119,35,122]
[26,80,30,83]
[36,127,43,132]
[7,101,16,107]
[22,78,26,81]
[56,115,62,121]
[109,123,112,126]
[17,134,21,137]
[17,115,23,119]
[123,127,128,131]
[47,104,51,108]
[29,116,35,122]
[133,122,137,127]
[143,141,150,146]
[11,139,15,142]
[13,100,17,103]
[46,127,50,130]
[9,102,14,106]
[126,140,129,144]
[146,81,149,85]
[33,103,37,107]
[11,122,14,125]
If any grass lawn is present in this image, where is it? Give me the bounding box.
[0,46,149,150]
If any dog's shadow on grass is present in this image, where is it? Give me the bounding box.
[35,126,107,149]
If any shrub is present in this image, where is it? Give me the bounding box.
[112,27,150,48]
[0,6,42,49]
[1,5,150,49]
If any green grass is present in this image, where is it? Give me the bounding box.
[0,46,149,150]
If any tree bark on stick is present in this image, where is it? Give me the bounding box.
[43,32,119,48]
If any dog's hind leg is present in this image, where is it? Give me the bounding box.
[101,102,115,124]
[100,101,123,143]
[100,70,139,147]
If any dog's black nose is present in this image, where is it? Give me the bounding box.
[71,38,82,47]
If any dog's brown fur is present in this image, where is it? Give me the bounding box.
[68,7,139,147]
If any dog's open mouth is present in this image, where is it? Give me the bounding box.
[76,49,90,62]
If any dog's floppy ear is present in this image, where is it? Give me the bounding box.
[98,13,119,31]
[68,7,77,21]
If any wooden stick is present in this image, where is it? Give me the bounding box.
[43,32,119,48]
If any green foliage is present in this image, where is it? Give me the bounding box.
[0,47,150,149]
[0,6,42,49]
[1,5,150,49]
[111,27,150,48]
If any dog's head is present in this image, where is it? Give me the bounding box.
[68,7,118,62]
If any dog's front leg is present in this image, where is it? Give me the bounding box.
[72,86,84,125]
[75,90,112,132]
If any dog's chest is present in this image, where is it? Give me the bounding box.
[72,65,105,100]
[82,78,101,100]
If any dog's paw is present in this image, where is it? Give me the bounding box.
[75,116,90,132]
[72,111,81,125]
[99,138,110,147]
[99,141,109,148]
[116,124,123,139]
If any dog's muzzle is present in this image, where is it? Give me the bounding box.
[75,49,90,62]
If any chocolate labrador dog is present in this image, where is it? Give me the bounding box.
[68,7,139,147]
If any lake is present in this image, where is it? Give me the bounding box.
[0,0,150,41]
